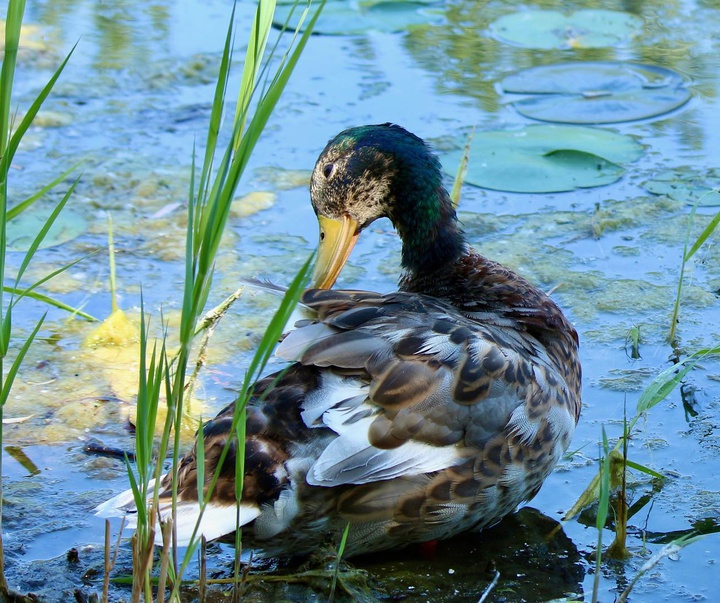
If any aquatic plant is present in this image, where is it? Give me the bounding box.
[574,343,720,601]
[0,0,90,596]
[111,1,325,601]
[668,199,720,344]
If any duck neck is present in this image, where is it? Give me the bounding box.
[393,186,465,277]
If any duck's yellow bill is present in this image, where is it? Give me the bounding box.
[312,215,360,289]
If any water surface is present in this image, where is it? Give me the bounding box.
[2,0,719,601]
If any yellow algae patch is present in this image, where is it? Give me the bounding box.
[0,20,49,51]
[83,308,138,347]
[30,110,73,128]
[231,191,276,219]
[80,310,143,412]
[254,167,311,190]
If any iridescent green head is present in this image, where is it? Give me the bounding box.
[310,123,464,288]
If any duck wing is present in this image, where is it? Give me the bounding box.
[277,288,576,487]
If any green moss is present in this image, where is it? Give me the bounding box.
[613,245,641,257]
[595,280,670,312]
[599,367,655,391]
[254,166,312,190]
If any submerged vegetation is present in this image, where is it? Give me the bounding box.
[1,0,719,601]
[1,0,87,596]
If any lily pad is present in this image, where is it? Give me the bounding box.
[488,9,643,49]
[440,125,643,193]
[8,206,88,251]
[272,1,442,35]
[643,169,720,207]
[501,62,691,125]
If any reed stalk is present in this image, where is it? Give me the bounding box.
[118,1,325,600]
[1,0,82,594]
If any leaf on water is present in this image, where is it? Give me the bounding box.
[440,125,643,193]
[489,9,643,49]
[2,414,35,424]
[8,206,88,251]
[501,62,691,124]
[273,1,443,35]
[643,168,720,207]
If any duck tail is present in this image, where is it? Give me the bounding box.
[94,480,261,547]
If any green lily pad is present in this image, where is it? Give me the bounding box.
[501,62,691,124]
[273,1,442,35]
[441,125,643,193]
[488,9,643,49]
[8,207,88,251]
[643,169,720,207]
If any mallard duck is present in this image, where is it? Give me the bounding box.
[96,123,581,557]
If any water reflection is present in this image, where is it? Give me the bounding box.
[4,0,720,600]
[356,507,585,602]
[402,0,719,161]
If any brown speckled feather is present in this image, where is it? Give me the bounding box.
[97,124,581,557]
[146,247,580,556]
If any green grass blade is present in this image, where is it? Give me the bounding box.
[329,522,351,603]
[1,1,29,353]
[685,207,720,260]
[234,0,276,144]
[1,0,26,159]
[3,284,97,322]
[0,304,10,357]
[0,43,78,178]
[196,417,206,506]
[234,1,325,182]
[12,177,80,285]
[624,459,665,480]
[7,161,81,220]
[0,312,45,407]
[668,204,698,342]
[197,6,234,205]
[182,148,198,340]
[134,299,155,479]
[241,253,314,392]
[592,426,611,603]
[596,428,611,531]
[636,347,718,415]
[124,455,146,526]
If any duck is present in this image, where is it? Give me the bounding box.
[96,123,581,558]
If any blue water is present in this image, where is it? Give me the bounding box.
[3,0,719,601]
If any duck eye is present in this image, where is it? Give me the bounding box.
[322,163,334,179]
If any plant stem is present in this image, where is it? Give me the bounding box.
[0,0,27,590]
[607,415,631,560]
[0,392,5,595]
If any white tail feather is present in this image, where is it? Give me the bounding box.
[95,482,260,546]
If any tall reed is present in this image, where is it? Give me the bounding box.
[121,1,325,600]
[1,0,85,594]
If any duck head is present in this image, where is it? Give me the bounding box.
[310,123,464,289]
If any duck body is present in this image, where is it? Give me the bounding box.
[96,124,581,558]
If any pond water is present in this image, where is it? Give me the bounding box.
[2,0,720,601]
